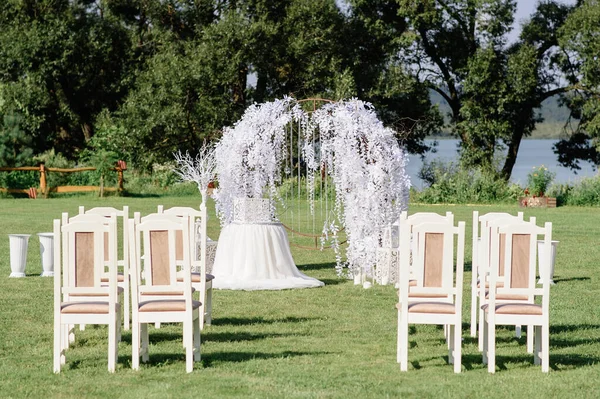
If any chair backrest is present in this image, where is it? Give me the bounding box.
[473,211,524,278]
[400,211,454,226]
[79,206,129,268]
[129,215,193,302]
[399,220,465,304]
[489,221,552,310]
[157,205,208,274]
[54,214,118,306]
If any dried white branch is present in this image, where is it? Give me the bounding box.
[173,143,217,196]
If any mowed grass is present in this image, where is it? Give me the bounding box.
[0,196,599,398]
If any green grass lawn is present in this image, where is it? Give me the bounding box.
[1,196,599,398]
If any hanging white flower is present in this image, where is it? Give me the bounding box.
[213,97,411,277]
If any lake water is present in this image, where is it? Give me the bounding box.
[407,139,598,189]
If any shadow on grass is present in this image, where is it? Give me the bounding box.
[319,278,346,286]
[550,324,600,334]
[121,192,161,198]
[202,350,331,367]
[118,350,332,369]
[552,276,591,283]
[211,316,318,326]
[203,331,303,343]
[298,263,336,271]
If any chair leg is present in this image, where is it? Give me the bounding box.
[534,325,541,365]
[454,322,462,373]
[515,325,522,339]
[448,324,455,365]
[399,313,409,372]
[54,318,62,373]
[132,321,140,370]
[141,323,149,363]
[194,317,201,362]
[205,286,212,326]
[108,321,116,373]
[487,321,496,373]
[482,318,488,365]
[470,287,477,337]
[155,322,161,329]
[478,307,485,351]
[68,324,75,345]
[185,320,194,373]
[542,323,549,372]
[124,284,130,331]
[527,325,534,353]
[396,311,401,363]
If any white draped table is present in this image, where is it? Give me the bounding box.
[211,221,324,290]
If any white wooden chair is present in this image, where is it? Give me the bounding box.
[396,219,465,373]
[129,216,201,373]
[482,221,552,373]
[53,214,120,373]
[476,215,532,351]
[471,211,524,339]
[157,205,214,328]
[79,206,131,330]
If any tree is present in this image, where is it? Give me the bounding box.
[0,1,132,159]
[553,0,600,170]
[394,0,577,180]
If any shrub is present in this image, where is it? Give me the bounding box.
[547,175,600,206]
[412,160,520,204]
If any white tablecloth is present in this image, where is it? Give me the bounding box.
[211,222,324,290]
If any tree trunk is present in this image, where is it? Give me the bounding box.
[501,124,525,181]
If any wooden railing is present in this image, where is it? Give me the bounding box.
[0,163,126,198]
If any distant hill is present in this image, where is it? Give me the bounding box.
[428,90,575,139]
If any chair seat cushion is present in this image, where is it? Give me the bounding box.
[177,273,215,283]
[61,301,118,314]
[396,301,456,314]
[481,303,542,315]
[69,286,124,296]
[140,287,196,296]
[138,299,202,312]
[485,291,528,301]
[409,292,448,298]
[101,272,125,283]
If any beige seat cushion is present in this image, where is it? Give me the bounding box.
[69,286,124,296]
[177,273,215,283]
[140,287,196,296]
[138,299,201,312]
[481,303,542,315]
[61,301,118,314]
[409,292,448,298]
[396,302,456,314]
[101,272,125,283]
[485,291,528,301]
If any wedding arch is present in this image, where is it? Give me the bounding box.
[213,96,410,279]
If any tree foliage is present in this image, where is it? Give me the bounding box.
[0,0,597,180]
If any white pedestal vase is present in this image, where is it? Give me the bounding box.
[537,240,559,285]
[9,234,31,278]
[37,232,54,277]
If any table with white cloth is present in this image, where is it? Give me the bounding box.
[211,198,324,290]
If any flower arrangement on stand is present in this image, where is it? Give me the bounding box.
[520,165,557,207]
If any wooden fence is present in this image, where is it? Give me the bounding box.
[0,163,126,198]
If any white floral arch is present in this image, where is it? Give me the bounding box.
[213,96,410,277]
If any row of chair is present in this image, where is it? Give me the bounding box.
[395,211,553,373]
[53,204,213,373]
